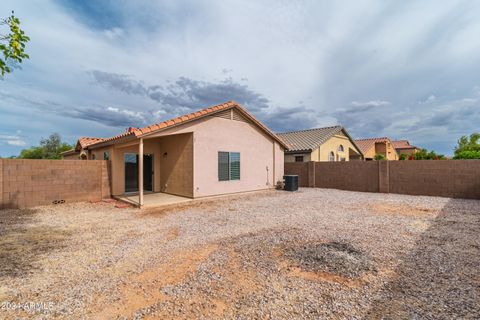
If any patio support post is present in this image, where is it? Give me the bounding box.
[139,138,144,207]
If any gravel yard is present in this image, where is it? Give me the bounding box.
[1,188,479,319]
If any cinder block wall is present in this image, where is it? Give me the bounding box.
[285,160,480,199]
[389,160,480,199]
[283,162,310,187]
[0,159,112,209]
[314,161,379,192]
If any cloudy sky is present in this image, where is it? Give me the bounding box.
[1,0,479,156]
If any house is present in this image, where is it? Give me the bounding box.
[62,137,105,160]
[392,140,420,157]
[61,101,287,206]
[354,137,399,160]
[278,126,363,162]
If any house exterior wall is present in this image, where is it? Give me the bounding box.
[110,140,161,196]
[90,146,114,161]
[364,141,398,160]
[284,152,311,163]
[144,115,284,198]
[284,133,361,162]
[318,134,357,161]
[158,133,193,197]
[396,148,418,157]
[62,152,80,160]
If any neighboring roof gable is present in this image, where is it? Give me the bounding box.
[392,140,417,149]
[354,137,394,155]
[76,137,105,150]
[86,101,289,149]
[277,126,363,155]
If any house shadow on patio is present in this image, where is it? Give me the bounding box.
[365,198,480,319]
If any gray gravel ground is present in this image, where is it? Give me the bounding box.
[0,188,479,319]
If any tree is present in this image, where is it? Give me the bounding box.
[453,133,480,159]
[374,153,385,160]
[18,133,74,159]
[409,148,445,160]
[1,11,30,76]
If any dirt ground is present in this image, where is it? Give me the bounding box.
[0,188,479,319]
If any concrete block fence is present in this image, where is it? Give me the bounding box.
[0,159,111,209]
[285,160,480,199]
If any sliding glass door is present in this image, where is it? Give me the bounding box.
[124,153,153,193]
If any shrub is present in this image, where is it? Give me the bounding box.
[453,150,480,159]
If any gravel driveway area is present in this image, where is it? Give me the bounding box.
[1,188,479,319]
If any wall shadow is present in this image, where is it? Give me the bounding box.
[365,198,480,319]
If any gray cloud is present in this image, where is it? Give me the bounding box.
[261,106,323,133]
[3,0,480,157]
[89,70,148,95]
[59,105,156,128]
[90,71,270,114]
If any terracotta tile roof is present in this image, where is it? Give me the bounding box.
[86,101,289,149]
[392,140,417,149]
[77,137,105,150]
[354,137,391,155]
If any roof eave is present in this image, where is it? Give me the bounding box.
[138,103,290,149]
[88,134,137,150]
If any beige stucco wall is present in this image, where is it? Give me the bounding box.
[62,152,80,160]
[145,115,284,198]
[318,134,358,161]
[159,133,193,197]
[285,132,362,162]
[284,152,311,162]
[110,140,161,196]
[363,141,398,160]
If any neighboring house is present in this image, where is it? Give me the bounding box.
[61,137,105,160]
[354,137,399,160]
[392,140,420,157]
[278,126,363,162]
[61,101,287,205]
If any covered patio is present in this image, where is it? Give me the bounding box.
[108,131,193,208]
[115,192,193,208]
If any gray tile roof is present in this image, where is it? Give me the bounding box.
[277,126,344,152]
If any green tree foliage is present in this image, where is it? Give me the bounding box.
[374,153,385,160]
[454,150,480,159]
[399,153,408,160]
[453,133,480,159]
[409,148,445,160]
[18,133,73,159]
[0,11,30,76]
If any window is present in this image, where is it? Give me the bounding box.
[103,152,110,160]
[338,145,344,152]
[92,154,96,160]
[295,156,304,162]
[218,152,240,181]
[329,151,335,162]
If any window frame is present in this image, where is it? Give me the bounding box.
[295,156,304,162]
[338,144,344,152]
[218,151,241,181]
[329,151,335,162]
